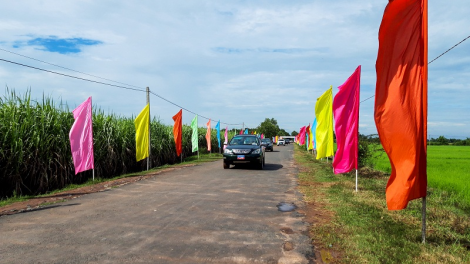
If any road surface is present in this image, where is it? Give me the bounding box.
[0,144,313,263]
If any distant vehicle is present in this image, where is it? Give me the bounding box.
[223,135,265,169]
[277,139,285,146]
[285,139,291,144]
[261,138,273,151]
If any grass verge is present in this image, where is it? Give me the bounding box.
[0,153,222,208]
[294,145,470,264]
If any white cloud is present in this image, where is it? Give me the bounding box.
[0,0,469,137]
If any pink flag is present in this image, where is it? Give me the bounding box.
[206,119,211,152]
[299,126,306,145]
[333,66,361,174]
[224,127,228,150]
[69,97,94,175]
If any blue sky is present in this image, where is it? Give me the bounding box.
[0,0,469,138]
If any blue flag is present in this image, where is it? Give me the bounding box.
[215,121,221,148]
[244,129,248,134]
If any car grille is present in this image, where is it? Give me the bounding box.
[232,149,252,154]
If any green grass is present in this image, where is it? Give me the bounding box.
[295,145,470,263]
[0,153,222,208]
[371,145,470,208]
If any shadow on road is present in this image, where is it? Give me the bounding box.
[263,164,283,170]
[18,203,81,215]
[230,164,283,171]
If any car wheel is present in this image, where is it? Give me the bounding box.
[223,162,229,169]
[258,158,264,170]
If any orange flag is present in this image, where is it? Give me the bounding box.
[375,0,427,210]
[206,119,211,152]
[172,109,183,157]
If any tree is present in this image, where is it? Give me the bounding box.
[278,129,289,136]
[257,118,280,139]
[436,136,449,145]
[291,131,298,136]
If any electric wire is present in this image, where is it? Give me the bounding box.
[0,47,144,90]
[428,35,470,65]
[0,55,242,126]
[149,91,242,126]
[0,58,146,92]
[359,34,470,104]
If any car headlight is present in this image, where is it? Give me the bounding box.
[252,148,261,154]
[224,149,233,154]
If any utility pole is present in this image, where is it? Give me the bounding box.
[146,87,151,170]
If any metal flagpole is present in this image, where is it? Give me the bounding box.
[198,118,200,160]
[422,196,426,243]
[355,169,358,192]
[146,87,151,171]
[93,169,94,181]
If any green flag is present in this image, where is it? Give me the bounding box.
[191,115,198,152]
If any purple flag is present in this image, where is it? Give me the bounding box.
[69,97,94,175]
[333,66,361,174]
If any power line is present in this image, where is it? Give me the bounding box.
[149,91,242,126]
[0,48,144,90]
[360,94,375,103]
[0,56,242,126]
[359,34,470,104]
[0,58,146,92]
[428,35,470,65]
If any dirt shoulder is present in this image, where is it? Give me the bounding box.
[0,164,197,217]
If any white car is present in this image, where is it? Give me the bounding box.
[277,139,285,146]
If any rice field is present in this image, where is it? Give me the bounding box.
[0,89,234,198]
[372,145,470,206]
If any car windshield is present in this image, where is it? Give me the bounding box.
[261,139,271,143]
[230,136,259,145]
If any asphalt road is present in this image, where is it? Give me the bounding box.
[0,144,312,264]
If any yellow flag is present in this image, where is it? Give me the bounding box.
[308,128,314,150]
[134,104,149,161]
[315,86,334,159]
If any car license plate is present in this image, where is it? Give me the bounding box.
[237,155,245,160]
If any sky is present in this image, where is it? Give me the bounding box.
[0,0,469,139]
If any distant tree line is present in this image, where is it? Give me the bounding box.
[429,136,470,146]
[359,134,470,146]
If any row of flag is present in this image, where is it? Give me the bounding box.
[69,0,427,214]
[295,0,428,212]
[69,100,237,176]
[135,107,230,161]
[295,65,360,174]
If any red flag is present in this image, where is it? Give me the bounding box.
[239,129,243,135]
[375,0,427,210]
[206,119,211,151]
[172,109,183,157]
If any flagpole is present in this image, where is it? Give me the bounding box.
[93,169,95,181]
[146,87,151,171]
[355,169,358,192]
[422,196,426,243]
